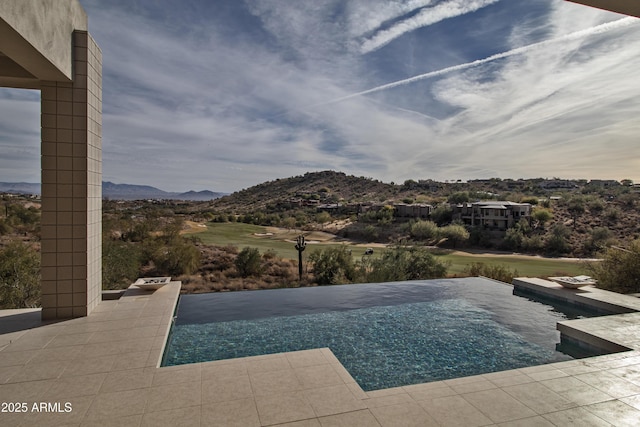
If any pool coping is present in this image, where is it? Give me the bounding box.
[514,277,640,354]
[1,278,640,426]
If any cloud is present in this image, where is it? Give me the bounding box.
[360,0,501,54]
[304,5,640,184]
[420,5,640,181]
[80,3,361,190]
[2,1,639,192]
[318,17,638,106]
[347,0,437,37]
[0,93,41,182]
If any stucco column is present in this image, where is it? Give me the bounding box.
[40,31,102,319]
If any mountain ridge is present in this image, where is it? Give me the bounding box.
[211,170,397,212]
[0,181,225,201]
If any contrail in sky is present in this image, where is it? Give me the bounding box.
[362,0,500,54]
[319,17,637,107]
[355,0,436,36]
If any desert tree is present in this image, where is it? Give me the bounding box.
[0,241,40,309]
[588,240,640,293]
[531,208,553,229]
[364,244,448,282]
[439,224,470,248]
[235,247,262,278]
[309,246,356,285]
[566,196,585,228]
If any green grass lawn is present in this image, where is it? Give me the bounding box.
[191,222,589,278]
[439,252,588,277]
[190,222,359,260]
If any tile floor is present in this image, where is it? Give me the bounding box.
[1,279,640,426]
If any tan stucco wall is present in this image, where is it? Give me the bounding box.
[0,0,87,86]
[1,0,103,319]
[40,31,103,319]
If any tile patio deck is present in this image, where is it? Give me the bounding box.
[1,279,640,426]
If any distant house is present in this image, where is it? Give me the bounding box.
[539,180,579,190]
[317,203,342,213]
[316,203,365,216]
[394,203,433,219]
[452,201,531,230]
[587,179,620,188]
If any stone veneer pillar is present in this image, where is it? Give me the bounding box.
[40,31,102,320]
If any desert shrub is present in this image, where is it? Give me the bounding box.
[363,225,379,241]
[409,220,439,241]
[309,246,356,285]
[539,199,551,208]
[587,198,605,213]
[201,246,236,272]
[6,205,40,232]
[447,192,469,204]
[0,241,40,308]
[545,224,571,255]
[403,179,418,189]
[532,208,552,229]
[165,239,201,276]
[363,244,448,282]
[121,220,155,242]
[501,227,524,251]
[588,240,640,293]
[583,227,615,255]
[179,276,209,293]
[281,217,296,230]
[431,204,453,226]
[468,226,493,248]
[262,249,278,260]
[360,205,394,224]
[316,211,332,226]
[264,260,295,282]
[0,218,11,235]
[516,218,532,235]
[439,224,470,248]
[464,262,485,277]
[212,214,228,223]
[464,262,519,283]
[604,207,620,222]
[145,235,201,277]
[235,247,262,277]
[102,239,142,289]
[521,235,545,252]
[222,244,238,254]
[566,196,585,227]
[618,193,638,208]
[520,196,538,205]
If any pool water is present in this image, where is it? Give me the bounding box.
[162,277,604,391]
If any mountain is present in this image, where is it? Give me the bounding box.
[0,182,41,194]
[176,190,223,201]
[0,181,225,201]
[212,170,396,212]
[102,181,169,200]
[103,182,225,200]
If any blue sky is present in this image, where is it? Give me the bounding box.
[1,0,639,192]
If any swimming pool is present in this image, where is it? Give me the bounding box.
[163,277,604,391]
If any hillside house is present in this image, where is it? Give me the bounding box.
[588,179,621,188]
[539,179,579,190]
[452,201,531,230]
[394,203,433,219]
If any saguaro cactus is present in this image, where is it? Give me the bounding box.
[295,235,306,281]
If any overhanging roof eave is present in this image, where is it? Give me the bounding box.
[566,0,640,18]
